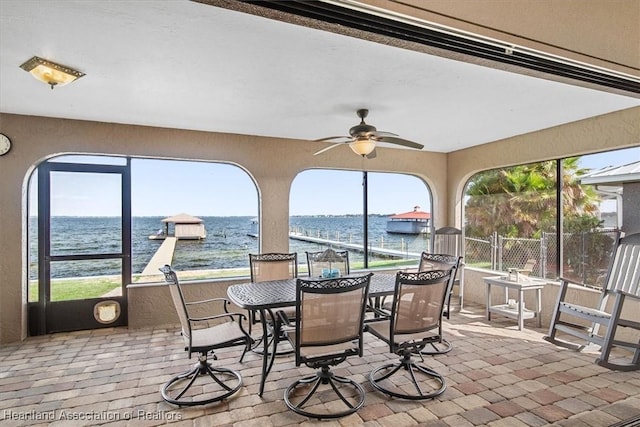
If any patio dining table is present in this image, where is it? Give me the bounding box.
[227,272,397,396]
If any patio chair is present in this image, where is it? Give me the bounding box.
[433,226,465,309]
[305,248,350,278]
[277,273,372,419]
[379,253,461,354]
[544,233,640,371]
[249,252,298,355]
[417,253,463,321]
[507,258,537,281]
[159,265,252,406]
[367,270,451,400]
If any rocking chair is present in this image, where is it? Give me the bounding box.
[544,233,640,371]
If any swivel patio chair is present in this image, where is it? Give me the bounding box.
[159,265,252,406]
[433,226,464,310]
[278,273,372,419]
[380,253,461,354]
[544,233,640,371]
[249,252,298,355]
[417,253,463,321]
[367,270,452,400]
[306,248,350,278]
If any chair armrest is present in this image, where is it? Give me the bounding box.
[560,277,584,285]
[186,297,230,306]
[190,312,247,323]
[276,310,293,327]
[185,298,233,313]
[613,289,640,301]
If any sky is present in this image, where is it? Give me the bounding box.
[31,146,639,217]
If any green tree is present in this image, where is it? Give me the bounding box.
[465,158,600,238]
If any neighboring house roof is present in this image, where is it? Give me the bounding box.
[161,213,204,224]
[580,161,640,186]
[389,206,431,220]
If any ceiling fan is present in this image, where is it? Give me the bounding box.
[314,109,424,159]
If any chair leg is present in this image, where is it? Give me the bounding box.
[252,310,294,357]
[419,338,453,355]
[284,365,365,419]
[596,293,640,371]
[161,354,242,406]
[370,352,446,400]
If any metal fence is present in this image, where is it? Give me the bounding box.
[464,229,620,288]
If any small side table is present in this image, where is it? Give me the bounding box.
[483,275,545,331]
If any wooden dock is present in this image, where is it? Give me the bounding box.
[142,237,177,275]
[289,232,421,258]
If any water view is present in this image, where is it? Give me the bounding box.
[29,216,429,279]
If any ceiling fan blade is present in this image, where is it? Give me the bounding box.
[378,136,424,150]
[314,136,350,143]
[314,143,343,155]
[371,130,398,138]
[366,148,377,159]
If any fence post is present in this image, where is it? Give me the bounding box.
[541,233,547,279]
[581,231,587,283]
[497,234,504,271]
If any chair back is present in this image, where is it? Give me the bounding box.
[521,259,537,275]
[250,253,298,282]
[295,273,372,363]
[433,227,462,257]
[306,249,350,278]
[418,253,460,273]
[159,265,192,343]
[603,233,640,296]
[418,253,462,291]
[389,270,451,341]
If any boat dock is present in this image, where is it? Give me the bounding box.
[289,232,421,259]
[141,237,177,275]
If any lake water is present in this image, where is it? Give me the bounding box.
[29,216,430,279]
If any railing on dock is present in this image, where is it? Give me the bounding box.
[289,229,422,259]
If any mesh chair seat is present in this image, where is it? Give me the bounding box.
[367,321,441,345]
[189,321,251,351]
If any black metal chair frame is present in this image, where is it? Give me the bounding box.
[367,270,451,400]
[249,252,298,356]
[417,253,462,355]
[278,273,372,419]
[159,265,253,406]
[544,233,640,371]
[373,253,461,355]
[418,253,462,320]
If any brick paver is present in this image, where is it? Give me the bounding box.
[1,303,638,426]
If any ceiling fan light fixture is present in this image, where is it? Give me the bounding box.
[349,137,376,156]
[20,56,85,89]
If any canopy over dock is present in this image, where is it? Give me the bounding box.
[149,213,207,240]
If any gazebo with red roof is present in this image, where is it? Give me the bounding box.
[387,206,431,234]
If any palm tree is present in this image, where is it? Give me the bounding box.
[465,158,600,238]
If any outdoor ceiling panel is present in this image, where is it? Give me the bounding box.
[237,0,640,95]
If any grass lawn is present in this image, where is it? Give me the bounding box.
[29,258,422,300]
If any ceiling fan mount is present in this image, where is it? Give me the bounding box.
[349,109,377,137]
[314,108,424,158]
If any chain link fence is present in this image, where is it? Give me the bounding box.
[464,229,620,288]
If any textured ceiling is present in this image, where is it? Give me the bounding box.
[1,0,638,153]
